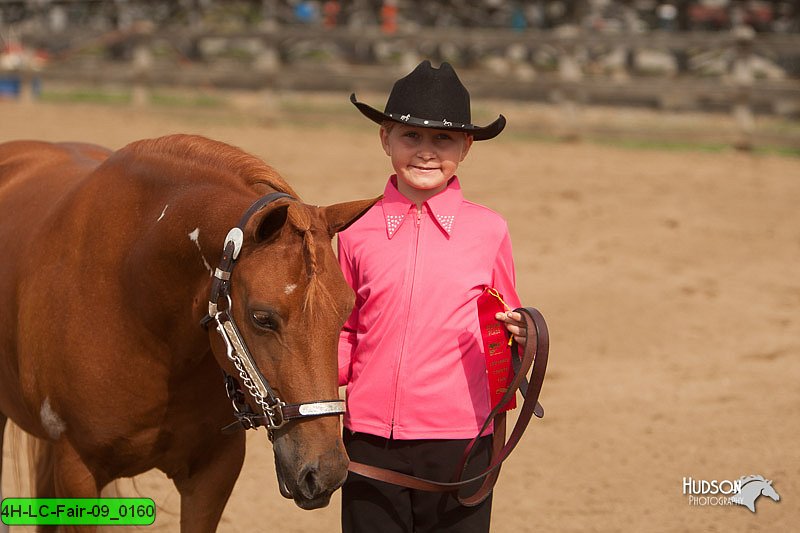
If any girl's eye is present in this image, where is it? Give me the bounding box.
[403,131,419,139]
[252,311,279,331]
[436,134,453,141]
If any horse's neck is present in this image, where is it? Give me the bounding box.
[739,483,761,502]
[121,186,256,364]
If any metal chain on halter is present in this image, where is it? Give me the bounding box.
[213,301,288,436]
[226,344,281,427]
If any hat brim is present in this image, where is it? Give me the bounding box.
[350,93,505,141]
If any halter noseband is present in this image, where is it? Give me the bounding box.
[201,192,345,439]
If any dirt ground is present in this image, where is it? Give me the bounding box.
[1,94,799,532]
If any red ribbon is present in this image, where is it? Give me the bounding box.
[476,287,516,412]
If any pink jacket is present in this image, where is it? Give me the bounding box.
[338,176,520,440]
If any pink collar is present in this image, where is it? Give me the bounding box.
[381,175,463,239]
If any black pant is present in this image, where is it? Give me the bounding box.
[341,431,493,533]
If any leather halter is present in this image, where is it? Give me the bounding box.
[201,192,345,439]
[348,306,549,506]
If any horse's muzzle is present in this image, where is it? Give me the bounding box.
[273,434,348,509]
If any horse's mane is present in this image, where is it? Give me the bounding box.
[285,203,337,320]
[124,135,335,320]
[739,474,767,486]
[124,134,298,197]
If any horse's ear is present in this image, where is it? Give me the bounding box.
[323,196,381,236]
[250,202,290,243]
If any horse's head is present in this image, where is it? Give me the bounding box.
[208,194,377,509]
[762,480,780,502]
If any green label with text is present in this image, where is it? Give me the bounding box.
[1,498,155,526]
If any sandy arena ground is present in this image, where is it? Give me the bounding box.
[1,95,799,532]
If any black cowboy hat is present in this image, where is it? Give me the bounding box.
[350,60,505,141]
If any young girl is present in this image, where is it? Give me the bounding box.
[338,60,528,533]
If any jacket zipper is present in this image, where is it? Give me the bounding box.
[389,206,423,435]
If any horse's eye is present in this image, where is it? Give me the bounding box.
[252,311,279,331]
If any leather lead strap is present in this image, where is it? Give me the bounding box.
[347,306,549,506]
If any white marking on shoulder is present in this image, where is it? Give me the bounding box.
[40,397,67,440]
[188,228,213,273]
[284,284,297,295]
[157,204,169,222]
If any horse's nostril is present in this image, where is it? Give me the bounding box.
[297,463,321,500]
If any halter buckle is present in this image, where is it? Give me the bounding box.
[264,401,287,430]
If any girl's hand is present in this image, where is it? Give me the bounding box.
[495,311,528,346]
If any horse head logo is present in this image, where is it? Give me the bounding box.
[732,475,781,513]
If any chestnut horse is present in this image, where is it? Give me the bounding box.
[0,134,377,531]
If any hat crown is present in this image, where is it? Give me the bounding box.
[384,61,471,125]
[349,59,506,140]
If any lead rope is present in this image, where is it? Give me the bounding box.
[347,306,549,506]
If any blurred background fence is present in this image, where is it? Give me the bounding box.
[1,1,799,149]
